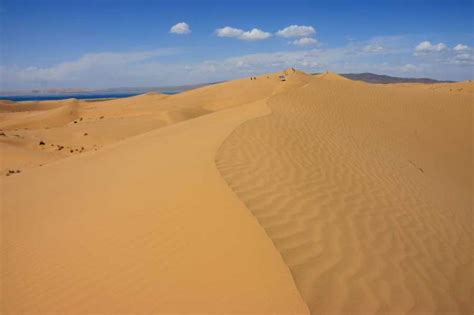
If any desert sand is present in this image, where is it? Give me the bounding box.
[1,69,472,314]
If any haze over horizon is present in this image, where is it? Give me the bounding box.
[1,0,473,91]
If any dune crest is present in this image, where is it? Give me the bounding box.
[314,71,350,81]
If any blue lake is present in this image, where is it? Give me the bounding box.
[0,91,181,102]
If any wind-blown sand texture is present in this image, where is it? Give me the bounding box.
[1,69,473,314]
[217,72,473,314]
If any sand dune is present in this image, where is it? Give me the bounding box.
[1,71,310,314]
[0,99,73,113]
[216,73,473,314]
[1,69,472,314]
[0,99,80,130]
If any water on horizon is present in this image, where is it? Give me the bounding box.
[0,91,181,102]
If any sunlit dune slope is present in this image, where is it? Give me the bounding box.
[216,73,473,314]
[1,70,311,314]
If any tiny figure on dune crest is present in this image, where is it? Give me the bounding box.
[5,169,21,176]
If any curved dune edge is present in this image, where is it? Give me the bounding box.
[1,99,309,314]
[216,77,473,314]
[0,70,309,175]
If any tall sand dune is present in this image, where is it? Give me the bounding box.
[1,69,472,314]
[216,73,473,314]
[1,71,310,314]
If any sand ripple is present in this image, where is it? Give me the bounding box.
[216,77,473,314]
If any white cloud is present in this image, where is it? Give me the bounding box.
[453,44,470,52]
[409,41,474,67]
[215,26,270,41]
[449,44,473,64]
[215,26,244,38]
[170,22,191,34]
[293,37,318,47]
[276,25,315,38]
[362,43,385,53]
[414,41,447,55]
[451,52,474,65]
[239,28,271,41]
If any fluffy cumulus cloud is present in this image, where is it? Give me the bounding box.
[292,37,318,47]
[452,53,474,64]
[451,44,473,65]
[453,44,470,52]
[412,41,473,65]
[239,28,271,40]
[276,25,315,38]
[414,41,447,55]
[170,22,191,34]
[215,26,244,38]
[215,26,270,41]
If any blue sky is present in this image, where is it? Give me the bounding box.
[1,0,473,90]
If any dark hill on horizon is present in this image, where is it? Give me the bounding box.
[332,72,454,84]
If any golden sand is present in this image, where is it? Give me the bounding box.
[1,70,472,314]
[216,72,473,314]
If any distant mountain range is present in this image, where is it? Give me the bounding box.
[337,73,454,84]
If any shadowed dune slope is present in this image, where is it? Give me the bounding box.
[216,75,473,314]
